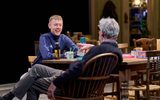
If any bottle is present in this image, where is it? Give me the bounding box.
[54,42,61,59]
[66,31,71,38]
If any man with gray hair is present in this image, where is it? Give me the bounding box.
[78,17,120,50]
[0,17,122,100]
[98,17,119,40]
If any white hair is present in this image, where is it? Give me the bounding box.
[98,17,119,39]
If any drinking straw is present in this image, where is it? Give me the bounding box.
[70,48,72,52]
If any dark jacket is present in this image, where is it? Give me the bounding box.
[53,41,123,88]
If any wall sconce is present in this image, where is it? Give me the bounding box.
[132,0,142,7]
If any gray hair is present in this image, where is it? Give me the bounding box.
[98,17,119,39]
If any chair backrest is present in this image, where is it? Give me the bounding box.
[157,39,160,50]
[118,43,128,53]
[27,41,39,65]
[145,50,160,99]
[55,53,118,100]
[34,41,39,55]
[28,56,36,65]
[133,38,156,50]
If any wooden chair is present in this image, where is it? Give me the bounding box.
[34,41,39,55]
[103,74,120,100]
[55,53,119,100]
[133,38,156,50]
[128,50,160,100]
[118,43,128,53]
[102,43,129,100]
[27,41,39,65]
[28,56,36,65]
[157,39,160,50]
[104,43,129,99]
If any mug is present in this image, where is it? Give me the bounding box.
[80,37,86,44]
[65,51,74,60]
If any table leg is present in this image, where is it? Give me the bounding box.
[119,69,130,100]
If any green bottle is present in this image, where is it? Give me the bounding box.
[54,42,61,59]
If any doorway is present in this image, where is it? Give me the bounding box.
[129,0,148,46]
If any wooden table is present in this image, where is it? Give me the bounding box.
[42,57,147,75]
[42,58,78,70]
[120,57,147,100]
[42,58,77,64]
[28,56,78,70]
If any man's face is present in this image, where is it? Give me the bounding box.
[98,30,103,43]
[48,19,63,36]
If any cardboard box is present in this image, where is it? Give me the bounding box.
[136,51,146,58]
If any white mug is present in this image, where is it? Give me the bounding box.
[65,51,74,60]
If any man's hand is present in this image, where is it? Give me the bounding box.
[47,82,56,100]
[77,43,94,52]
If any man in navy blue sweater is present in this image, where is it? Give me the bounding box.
[0,17,122,100]
[33,15,78,65]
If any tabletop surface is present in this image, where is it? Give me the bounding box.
[29,54,147,65]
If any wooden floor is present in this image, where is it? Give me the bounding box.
[0,83,116,100]
[0,83,48,100]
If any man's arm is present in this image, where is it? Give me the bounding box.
[39,35,54,59]
[77,43,94,53]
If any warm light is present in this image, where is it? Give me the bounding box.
[135,0,141,5]
[132,0,147,8]
[132,0,142,7]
